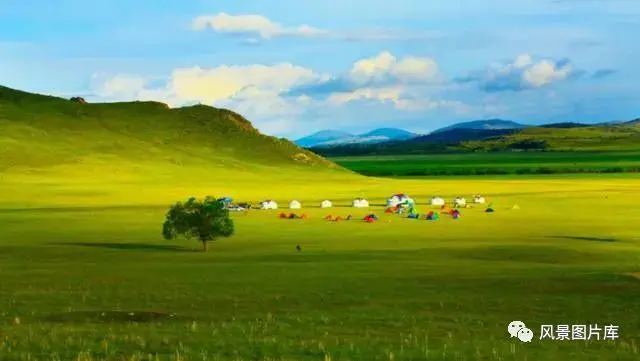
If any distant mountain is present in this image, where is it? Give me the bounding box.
[296,127,417,148]
[431,119,529,134]
[295,130,354,147]
[360,128,417,140]
[410,128,520,143]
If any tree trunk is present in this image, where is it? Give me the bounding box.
[201,240,208,252]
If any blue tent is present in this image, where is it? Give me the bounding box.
[217,197,233,208]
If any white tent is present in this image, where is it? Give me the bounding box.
[289,200,302,209]
[430,196,445,206]
[454,197,467,207]
[320,200,332,208]
[260,200,278,210]
[472,195,486,204]
[352,198,369,208]
[386,194,414,207]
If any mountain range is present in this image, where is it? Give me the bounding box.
[310,118,640,156]
[295,128,417,148]
[296,119,531,148]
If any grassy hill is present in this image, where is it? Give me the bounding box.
[0,85,339,173]
[0,85,353,207]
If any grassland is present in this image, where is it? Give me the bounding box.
[461,125,640,152]
[1,86,639,360]
[330,152,640,177]
[1,173,640,360]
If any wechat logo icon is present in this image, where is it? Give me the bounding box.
[508,321,534,343]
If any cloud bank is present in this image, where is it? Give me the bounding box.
[457,54,580,92]
[90,52,608,136]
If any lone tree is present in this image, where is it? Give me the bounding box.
[162,196,234,251]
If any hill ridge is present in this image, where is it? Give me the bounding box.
[0,85,341,174]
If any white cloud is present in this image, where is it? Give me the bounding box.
[192,13,327,40]
[327,87,402,105]
[459,54,578,92]
[166,64,321,104]
[522,59,573,88]
[191,13,436,42]
[90,63,327,131]
[349,51,440,84]
[91,74,148,98]
[326,86,467,113]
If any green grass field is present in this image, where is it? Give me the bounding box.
[1,173,639,360]
[1,87,640,360]
[330,152,640,177]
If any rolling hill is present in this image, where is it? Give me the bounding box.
[461,123,640,152]
[311,120,640,156]
[0,85,342,177]
[430,119,529,134]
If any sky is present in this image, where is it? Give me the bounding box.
[1,0,639,138]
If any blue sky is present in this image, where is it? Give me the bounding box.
[1,0,639,138]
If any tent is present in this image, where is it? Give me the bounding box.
[217,197,233,208]
[454,197,467,208]
[430,196,445,206]
[386,193,414,208]
[320,200,332,208]
[260,200,279,210]
[512,204,520,210]
[472,195,486,204]
[363,214,378,223]
[289,200,302,209]
[352,198,370,208]
[426,211,440,221]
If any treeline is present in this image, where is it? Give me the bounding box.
[355,166,640,177]
[311,138,549,157]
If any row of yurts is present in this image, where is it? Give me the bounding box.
[259,194,486,210]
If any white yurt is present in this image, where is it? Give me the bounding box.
[472,195,486,204]
[386,193,414,207]
[352,198,369,208]
[260,200,278,210]
[430,196,445,206]
[320,200,332,208]
[454,197,467,207]
[289,200,302,209]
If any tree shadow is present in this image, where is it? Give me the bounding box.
[42,310,194,323]
[52,242,197,252]
[550,236,618,243]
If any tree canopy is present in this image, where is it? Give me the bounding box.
[162,196,234,251]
